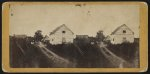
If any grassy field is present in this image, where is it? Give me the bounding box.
[9,36,139,68]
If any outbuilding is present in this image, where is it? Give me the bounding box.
[49,24,74,45]
[110,24,134,44]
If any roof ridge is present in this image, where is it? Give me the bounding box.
[50,24,74,35]
[111,24,134,35]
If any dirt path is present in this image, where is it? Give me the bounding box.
[35,42,75,67]
[97,42,129,68]
[15,40,25,55]
[73,43,84,55]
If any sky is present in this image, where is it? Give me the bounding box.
[9,3,140,38]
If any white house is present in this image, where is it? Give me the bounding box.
[49,24,75,45]
[110,24,134,44]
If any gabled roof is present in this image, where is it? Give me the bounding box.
[50,24,74,35]
[111,24,134,35]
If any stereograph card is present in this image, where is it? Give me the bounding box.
[2,2,148,73]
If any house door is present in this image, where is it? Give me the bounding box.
[62,37,66,44]
[122,37,127,42]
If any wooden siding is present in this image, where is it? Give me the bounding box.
[110,24,134,44]
[49,25,74,45]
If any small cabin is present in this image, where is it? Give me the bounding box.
[49,24,74,45]
[74,35,90,44]
[76,35,89,39]
[13,34,27,39]
[110,24,134,44]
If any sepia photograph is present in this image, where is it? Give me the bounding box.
[2,2,148,72]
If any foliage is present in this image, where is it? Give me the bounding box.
[96,30,105,42]
[34,30,43,42]
[10,35,139,68]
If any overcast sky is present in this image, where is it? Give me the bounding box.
[10,3,139,38]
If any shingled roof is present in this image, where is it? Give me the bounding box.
[111,24,134,35]
[50,24,74,35]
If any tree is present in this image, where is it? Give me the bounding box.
[34,30,43,42]
[96,30,105,42]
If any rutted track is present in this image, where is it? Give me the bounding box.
[13,37,76,67]
[15,40,25,55]
[96,42,131,68]
[34,42,76,67]
[73,43,84,56]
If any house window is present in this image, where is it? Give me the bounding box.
[62,31,66,33]
[123,30,126,33]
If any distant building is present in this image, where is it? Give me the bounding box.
[110,24,134,44]
[134,38,139,43]
[14,34,27,39]
[49,24,74,45]
[75,35,90,44]
[76,35,89,39]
